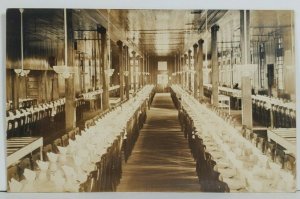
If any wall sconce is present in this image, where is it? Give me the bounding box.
[14,8,30,77]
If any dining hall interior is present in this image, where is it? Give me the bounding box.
[5,9,296,192]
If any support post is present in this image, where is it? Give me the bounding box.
[193,43,198,98]
[99,26,109,110]
[117,40,124,101]
[65,9,76,130]
[198,39,204,101]
[211,24,220,107]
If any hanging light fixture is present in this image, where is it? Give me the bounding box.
[53,8,75,78]
[14,8,30,77]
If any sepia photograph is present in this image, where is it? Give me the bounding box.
[5,8,296,193]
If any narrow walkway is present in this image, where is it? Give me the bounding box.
[117,93,200,192]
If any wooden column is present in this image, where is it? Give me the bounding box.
[117,40,124,101]
[198,39,204,101]
[125,46,130,99]
[183,54,187,89]
[52,74,59,100]
[145,54,147,86]
[12,71,19,110]
[211,24,220,107]
[132,51,136,92]
[139,56,143,89]
[193,43,198,98]
[65,9,76,130]
[147,54,150,84]
[178,55,181,85]
[96,29,102,90]
[174,54,177,84]
[93,35,98,89]
[99,26,109,110]
[188,50,192,91]
[181,55,184,88]
[143,54,146,87]
[240,10,250,65]
[242,76,253,129]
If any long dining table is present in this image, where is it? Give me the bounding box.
[8,85,155,192]
[171,85,296,192]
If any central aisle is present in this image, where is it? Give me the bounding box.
[117,93,201,192]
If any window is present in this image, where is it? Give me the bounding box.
[158,61,167,71]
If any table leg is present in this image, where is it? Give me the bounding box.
[40,146,43,161]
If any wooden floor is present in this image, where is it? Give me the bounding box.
[117,93,201,192]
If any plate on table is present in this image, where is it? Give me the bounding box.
[223,177,246,192]
[218,167,236,178]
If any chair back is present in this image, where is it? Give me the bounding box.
[68,130,76,140]
[7,165,19,182]
[53,138,62,153]
[43,144,53,161]
[75,127,81,136]
[31,152,41,170]
[62,134,69,147]
[18,157,32,179]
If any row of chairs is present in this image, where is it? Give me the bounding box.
[42,127,80,160]
[177,105,230,192]
[79,136,123,192]
[76,91,154,191]
[122,106,146,162]
[79,96,151,192]
[7,97,90,139]
[6,99,38,111]
[253,102,296,128]
[6,104,65,138]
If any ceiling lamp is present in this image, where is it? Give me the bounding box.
[53,9,75,78]
[14,8,30,77]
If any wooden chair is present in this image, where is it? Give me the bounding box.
[257,137,265,153]
[265,142,276,161]
[284,154,296,174]
[7,165,19,182]
[274,148,285,167]
[42,144,53,161]
[6,119,15,139]
[75,127,81,136]
[79,170,98,192]
[53,138,62,153]
[18,158,32,180]
[62,134,69,147]
[31,151,41,170]
[68,130,76,140]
